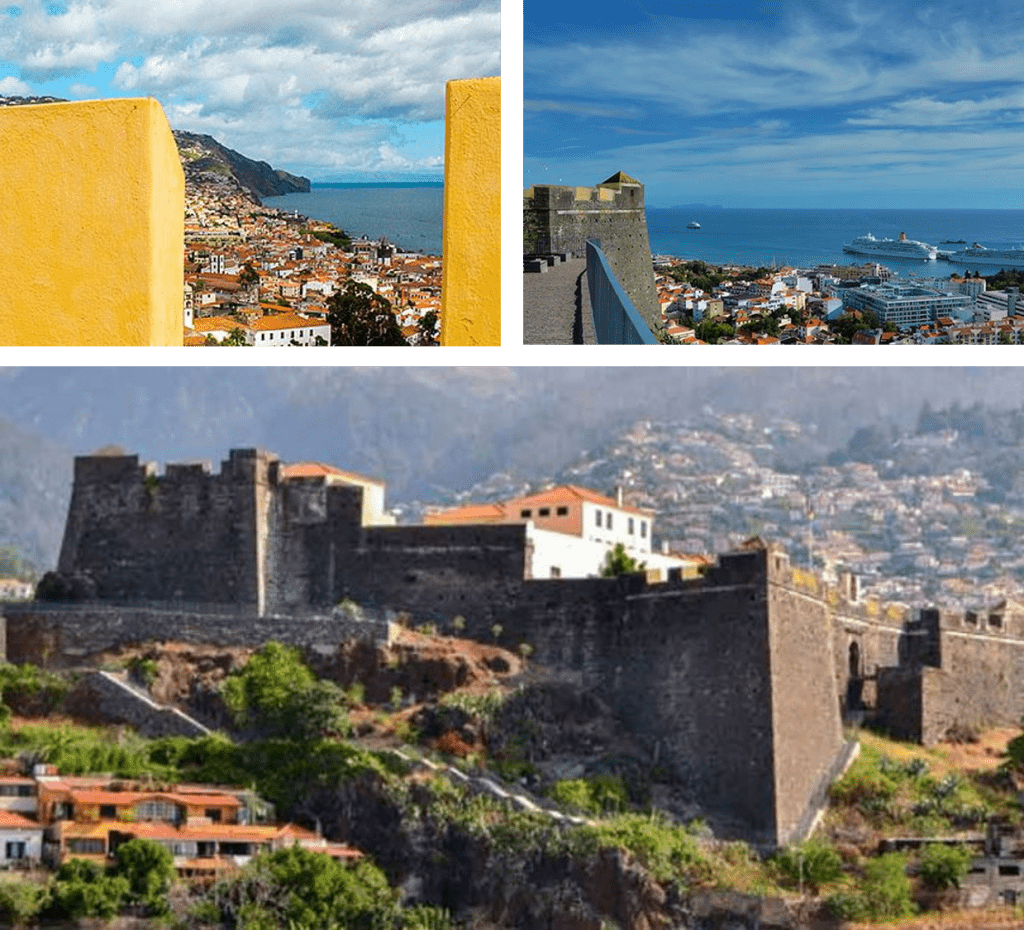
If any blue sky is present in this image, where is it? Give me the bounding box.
[0,1,499,181]
[525,0,1024,208]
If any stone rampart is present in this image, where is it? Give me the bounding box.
[1,602,391,668]
[523,173,660,331]
[56,449,279,610]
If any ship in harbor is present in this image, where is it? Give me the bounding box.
[942,242,1024,268]
[842,231,938,261]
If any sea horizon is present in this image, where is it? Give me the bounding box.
[265,184,444,255]
[646,205,1024,275]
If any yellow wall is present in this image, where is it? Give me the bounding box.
[440,77,500,346]
[0,98,184,346]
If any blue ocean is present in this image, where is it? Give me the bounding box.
[265,183,444,256]
[647,207,1024,277]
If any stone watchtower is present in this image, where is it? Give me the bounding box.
[524,171,661,332]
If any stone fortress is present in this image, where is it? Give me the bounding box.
[5,448,1024,849]
[524,172,661,331]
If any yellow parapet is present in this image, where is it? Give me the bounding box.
[440,76,500,346]
[0,98,184,346]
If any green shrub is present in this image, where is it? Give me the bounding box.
[581,812,705,884]
[824,889,869,921]
[129,657,159,688]
[862,853,916,918]
[0,880,49,925]
[919,843,974,890]
[828,753,899,808]
[548,779,595,813]
[773,840,843,893]
[548,774,629,815]
[402,905,456,929]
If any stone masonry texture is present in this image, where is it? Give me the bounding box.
[523,173,661,333]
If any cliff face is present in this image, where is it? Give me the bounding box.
[172,130,311,200]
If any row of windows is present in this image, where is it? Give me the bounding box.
[258,329,323,341]
[594,509,647,537]
[516,503,649,539]
[520,506,569,519]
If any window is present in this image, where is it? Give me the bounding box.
[135,800,182,823]
[628,517,635,534]
[538,507,550,517]
[99,804,116,819]
[595,510,602,527]
[606,513,613,530]
[520,509,532,518]
[205,808,222,823]
[556,506,568,516]
[640,521,647,538]
[5,841,25,860]
[550,566,561,578]
[67,838,105,855]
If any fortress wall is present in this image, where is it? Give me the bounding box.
[332,523,531,614]
[56,450,279,608]
[523,178,660,331]
[1,603,389,668]
[766,573,846,845]
[265,481,364,612]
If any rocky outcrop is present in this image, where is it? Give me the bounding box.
[173,130,310,200]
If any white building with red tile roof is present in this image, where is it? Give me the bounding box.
[425,485,695,579]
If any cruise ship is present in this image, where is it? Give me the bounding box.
[842,231,938,261]
[944,242,1024,268]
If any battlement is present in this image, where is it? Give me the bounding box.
[523,171,660,332]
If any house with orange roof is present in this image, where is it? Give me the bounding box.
[0,810,43,864]
[34,773,359,875]
[425,486,695,579]
[249,313,330,346]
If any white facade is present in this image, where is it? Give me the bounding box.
[526,526,693,579]
[251,321,331,346]
[0,814,42,862]
[580,499,650,555]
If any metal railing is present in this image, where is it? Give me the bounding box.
[585,239,658,344]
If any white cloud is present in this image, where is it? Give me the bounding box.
[0,0,498,175]
[0,75,30,94]
[525,1,1024,120]
[3,1,498,121]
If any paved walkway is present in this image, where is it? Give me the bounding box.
[523,258,596,345]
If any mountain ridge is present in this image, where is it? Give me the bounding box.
[0,96,309,200]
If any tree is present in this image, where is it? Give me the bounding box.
[47,859,129,921]
[219,327,249,347]
[221,642,347,740]
[239,262,260,289]
[113,837,175,913]
[327,281,408,346]
[417,309,439,346]
[694,319,734,344]
[602,543,646,577]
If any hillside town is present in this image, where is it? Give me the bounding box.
[655,258,1024,345]
[543,412,1024,609]
[180,153,441,347]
